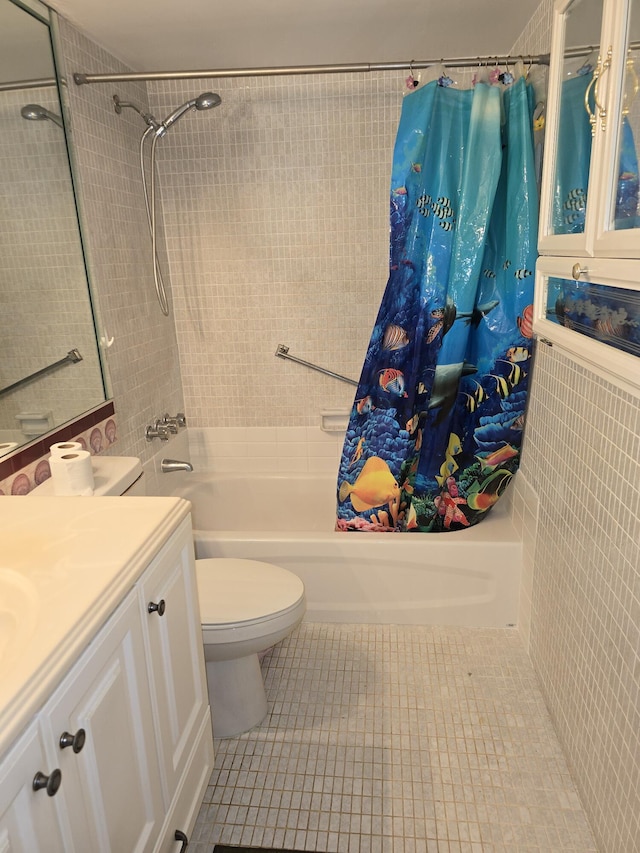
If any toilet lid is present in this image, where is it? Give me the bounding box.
[196,558,305,625]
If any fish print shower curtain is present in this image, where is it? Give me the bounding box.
[336,77,537,532]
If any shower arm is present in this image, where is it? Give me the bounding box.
[275,345,358,387]
[113,94,159,129]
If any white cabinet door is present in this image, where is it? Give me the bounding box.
[534,255,640,397]
[0,721,68,852]
[592,0,640,256]
[138,518,211,807]
[540,0,640,258]
[42,592,164,853]
[539,0,609,256]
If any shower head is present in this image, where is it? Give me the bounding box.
[156,91,222,136]
[194,92,222,110]
[21,103,63,128]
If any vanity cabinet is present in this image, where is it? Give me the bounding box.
[42,593,164,852]
[539,0,640,258]
[0,722,68,851]
[0,508,213,853]
[137,520,213,853]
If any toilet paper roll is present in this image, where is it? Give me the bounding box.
[49,451,95,496]
[50,441,83,457]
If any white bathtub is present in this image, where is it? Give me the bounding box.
[167,473,522,627]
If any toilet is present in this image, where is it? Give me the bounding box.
[197,557,305,737]
[30,455,306,738]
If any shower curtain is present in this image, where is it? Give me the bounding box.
[336,77,537,532]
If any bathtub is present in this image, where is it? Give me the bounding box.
[167,472,522,627]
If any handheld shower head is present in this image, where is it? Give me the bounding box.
[195,92,222,110]
[21,103,63,128]
[156,91,221,136]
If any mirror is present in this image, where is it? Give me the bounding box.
[0,0,107,457]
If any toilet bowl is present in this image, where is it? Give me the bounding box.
[31,456,306,739]
[197,557,306,737]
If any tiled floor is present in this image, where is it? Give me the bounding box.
[190,623,598,853]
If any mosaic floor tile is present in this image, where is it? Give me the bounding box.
[191,624,598,853]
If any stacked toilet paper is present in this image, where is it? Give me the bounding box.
[49,442,95,496]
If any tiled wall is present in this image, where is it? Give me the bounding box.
[147,72,404,428]
[509,1,640,851]
[508,0,553,652]
[519,345,640,853]
[509,0,554,57]
[187,425,344,475]
[53,18,185,463]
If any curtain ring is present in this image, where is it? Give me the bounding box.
[406,59,419,90]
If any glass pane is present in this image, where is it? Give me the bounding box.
[551,0,605,235]
[0,0,107,453]
[546,276,640,357]
[611,0,640,230]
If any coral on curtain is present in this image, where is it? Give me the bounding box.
[336,77,537,532]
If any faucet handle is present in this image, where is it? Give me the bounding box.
[158,417,178,434]
[145,423,170,442]
[162,412,187,429]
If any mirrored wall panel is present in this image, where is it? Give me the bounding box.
[0,0,107,456]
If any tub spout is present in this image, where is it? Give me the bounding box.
[161,459,193,473]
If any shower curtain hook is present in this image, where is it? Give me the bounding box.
[488,56,502,86]
[437,58,454,87]
[518,55,532,80]
[406,59,420,90]
[499,54,514,86]
[472,56,483,87]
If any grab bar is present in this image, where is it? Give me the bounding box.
[0,349,83,399]
[275,344,358,387]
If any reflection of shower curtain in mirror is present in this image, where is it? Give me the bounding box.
[553,73,640,234]
[336,78,537,532]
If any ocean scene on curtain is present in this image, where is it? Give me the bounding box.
[336,77,538,532]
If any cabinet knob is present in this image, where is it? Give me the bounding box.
[32,769,62,796]
[571,263,588,280]
[174,830,189,852]
[59,728,86,753]
[148,599,166,616]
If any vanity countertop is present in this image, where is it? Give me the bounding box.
[0,496,192,757]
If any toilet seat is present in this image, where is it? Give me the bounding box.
[196,557,304,626]
[195,558,306,656]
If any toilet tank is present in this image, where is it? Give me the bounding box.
[30,456,144,496]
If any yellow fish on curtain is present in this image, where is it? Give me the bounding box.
[336,77,538,532]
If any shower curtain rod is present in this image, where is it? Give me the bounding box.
[73,52,550,85]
